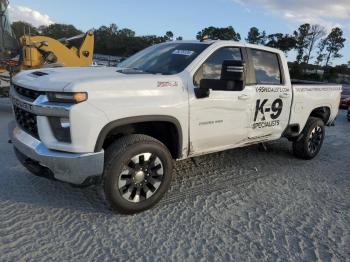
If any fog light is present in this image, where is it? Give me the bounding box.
[60,118,70,128]
[49,117,71,143]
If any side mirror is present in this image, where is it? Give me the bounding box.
[194,60,246,99]
[200,78,244,92]
[221,60,245,82]
[194,86,210,99]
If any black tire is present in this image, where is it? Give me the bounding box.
[293,117,325,160]
[103,134,173,214]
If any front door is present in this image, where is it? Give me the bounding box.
[189,46,255,155]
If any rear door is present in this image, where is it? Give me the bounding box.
[247,48,292,141]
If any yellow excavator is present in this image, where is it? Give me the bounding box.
[21,31,94,69]
[0,0,94,96]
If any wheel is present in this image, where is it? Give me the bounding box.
[293,117,325,160]
[103,134,173,214]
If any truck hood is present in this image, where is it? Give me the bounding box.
[12,67,180,92]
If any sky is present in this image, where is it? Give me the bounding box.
[8,0,350,65]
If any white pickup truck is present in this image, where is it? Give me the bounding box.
[9,41,342,213]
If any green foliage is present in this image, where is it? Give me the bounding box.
[93,24,176,57]
[11,21,39,39]
[196,26,241,41]
[266,33,296,53]
[323,27,346,67]
[38,23,83,39]
[293,23,311,63]
[246,27,266,45]
[305,25,326,64]
[164,31,174,41]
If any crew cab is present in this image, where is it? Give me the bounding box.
[9,41,342,213]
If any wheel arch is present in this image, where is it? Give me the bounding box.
[94,115,183,159]
[309,106,331,124]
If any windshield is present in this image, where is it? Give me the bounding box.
[118,42,210,75]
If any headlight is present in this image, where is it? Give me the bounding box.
[47,92,88,103]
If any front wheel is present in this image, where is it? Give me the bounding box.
[293,117,325,160]
[103,135,173,214]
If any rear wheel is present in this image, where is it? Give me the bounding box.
[293,117,325,160]
[103,135,173,214]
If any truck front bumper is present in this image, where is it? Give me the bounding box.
[9,121,104,185]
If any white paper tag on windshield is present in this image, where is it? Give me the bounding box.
[172,50,195,56]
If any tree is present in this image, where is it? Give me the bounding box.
[118,28,135,38]
[196,26,241,41]
[38,23,83,39]
[315,39,327,66]
[266,33,297,54]
[323,27,346,67]
[176,36,183,41]
[164,31,174,41]
[246,27,266,45]
[305,25,326,64]
[11,21,39,39]
[93,23,170,57]
[293,23,311,63]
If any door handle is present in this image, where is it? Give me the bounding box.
[279,93,290,99]
[238,94,251,100]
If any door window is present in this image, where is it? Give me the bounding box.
[251,49,282,85]
[194,47,242,86]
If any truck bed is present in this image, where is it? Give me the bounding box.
[290,83,342,129]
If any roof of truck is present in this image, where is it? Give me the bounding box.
[168,40,285,55]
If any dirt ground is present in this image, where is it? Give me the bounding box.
[0,98,349,261]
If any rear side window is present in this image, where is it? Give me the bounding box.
[251,49,282,85]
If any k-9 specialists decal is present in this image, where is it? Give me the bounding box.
[253,98,283,129]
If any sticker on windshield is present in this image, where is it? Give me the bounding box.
[172,50,195,56]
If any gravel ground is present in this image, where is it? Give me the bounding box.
[0,98,349,261]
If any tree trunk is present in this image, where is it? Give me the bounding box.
[306,37,315,64]
[325,51,332,67]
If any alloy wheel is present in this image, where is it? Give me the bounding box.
[117,153,164,203]
[308,126,323,154]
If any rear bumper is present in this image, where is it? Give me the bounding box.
[9,121,104,185]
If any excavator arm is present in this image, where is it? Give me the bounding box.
[21,31,94,69]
